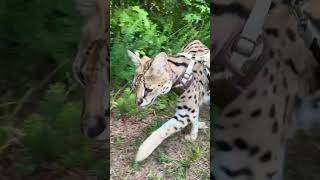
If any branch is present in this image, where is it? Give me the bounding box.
[9,59,71,123]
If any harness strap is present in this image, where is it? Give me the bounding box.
[171,52,210,95]
[177,52,210,84]
[229,0,273,74]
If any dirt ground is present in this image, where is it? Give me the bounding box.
[110,106,210,180]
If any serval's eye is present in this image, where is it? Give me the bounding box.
[145,88,152,93]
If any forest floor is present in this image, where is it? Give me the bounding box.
[110,106,210,180]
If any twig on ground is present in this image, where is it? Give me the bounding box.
[0,102,17,108]
[64,83,79,99]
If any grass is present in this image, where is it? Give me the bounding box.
[158,150,172,163]
[130,137,143,147]
[110,87,210,179]
[162,144,207,179]
[147,118,167,136]
[129,161,142,172]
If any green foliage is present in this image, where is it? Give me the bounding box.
[111,6,167,86]
[110,0,209,88]
[129,161,142,172]
[20,83,105,174]
[158,150,171,163]
[179,145,203,168]
[147,118,167,135]
[113,87,147,119]
[0,0,81,93]
[153,92,177,112]
[0,1,107,178]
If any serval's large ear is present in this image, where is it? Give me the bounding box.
[151,52,168,74]
[127,50,141,67]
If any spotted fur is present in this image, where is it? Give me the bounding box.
[212,0,320,179]
[128,40,210,162]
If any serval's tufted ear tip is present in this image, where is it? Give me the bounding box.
[127,50,141,67]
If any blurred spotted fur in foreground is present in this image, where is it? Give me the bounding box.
[212,0,320,179]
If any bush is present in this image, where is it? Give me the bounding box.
[19,83,105,175]
[110,0,210,88]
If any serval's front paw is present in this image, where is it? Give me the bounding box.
[185,134,197,141]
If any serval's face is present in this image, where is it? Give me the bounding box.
[73,39,109,140]
[128,50,173,107]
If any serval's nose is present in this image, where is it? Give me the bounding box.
[80,115,106,139]
[137,98,143,106]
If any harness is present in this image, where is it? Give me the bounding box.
[213,0,320,107]
[171,52,210,95]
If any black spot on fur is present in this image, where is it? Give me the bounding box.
[188,96,192,99]
[174,126,178,130]
[232,123,240,128]
[183,105,188,109]
[234,138,249,150]
[214,2,250,19]
[270,2,276,10]
[283,95,290,123]
[259,151,272,162]
[199,80,204,85]
[276,61,280,69]
[285,58,299,74]
[191,109,195,113]
[269,75,274,83]
[225,108,242,117]
[220,166,253,177]
[181,95,185,99]
[178,113,189,118]
[273,84,277,94]
[269,104,276,118]
[177,106,183,110]
[282,0,291,5]
[283,77,288,89]
[249,146,260,156]
[250,109,262,117]
[215,140,232,151]
[294,95,302,108]
[265,28,279,37]
[263,68,269,77]
[272,121,278,133]
[310,38,320,64]
[168,59,188,67]
[269,50,275,58]
[286,28,296,41]
[266,171,277,178]
[247,89,257,99]
[187,118,191,123]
